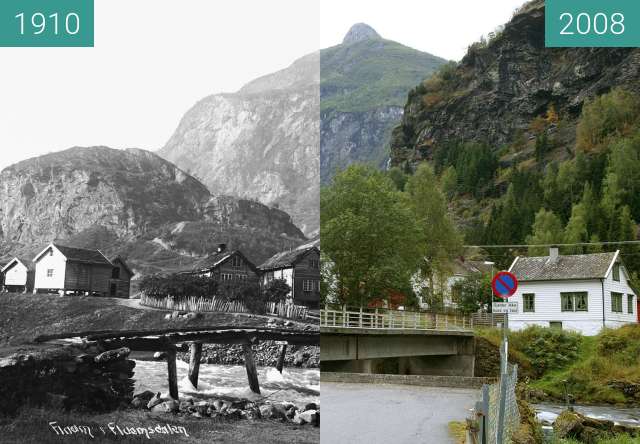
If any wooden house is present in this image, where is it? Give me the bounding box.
[33,243,114,296]
[259,247,320,308]
[509,247,638,335]
[1,258,34,293]
[109,256,134,298]
[190,244,258,282]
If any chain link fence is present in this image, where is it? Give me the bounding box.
[473,364,520,444]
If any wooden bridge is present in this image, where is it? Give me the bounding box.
[35,326,319,400]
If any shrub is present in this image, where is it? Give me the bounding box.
[138,273,216,299]
[516,326,581,375]
[262,278,291,303]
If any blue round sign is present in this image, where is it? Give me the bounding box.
[491,271,518,299]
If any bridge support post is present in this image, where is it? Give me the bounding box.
[242,344,260,394]
[166,348,179,400]
[276,344,287,373]
[188,342,203,389]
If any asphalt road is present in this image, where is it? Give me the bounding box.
[321,382,480,444]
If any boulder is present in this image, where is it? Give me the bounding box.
[304,402,318,412]
[299,409,319,426]
[259,404,285,420]
[147,393,164,409]
[151,400,179,413]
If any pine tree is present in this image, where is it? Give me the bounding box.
[564,203,589,254]
[526,208,564,256]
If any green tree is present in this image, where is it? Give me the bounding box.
[406,163,462,310]
[526,208,564,255]
[440,165,458,198]
[386,166,409,191]
[564,203,589,254]
[321,164,423,307]
[451,273,493,314]
[576,88,640,152]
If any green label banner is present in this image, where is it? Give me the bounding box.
[0,0,94,47]
[546,0,640,47]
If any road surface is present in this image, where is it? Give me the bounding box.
[321,382,479,444]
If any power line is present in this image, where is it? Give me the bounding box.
[465,240,640,249]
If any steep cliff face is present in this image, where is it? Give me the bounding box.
[0,147,306,274]
[158,54,320,237]
[321,24,447,182]
[390,0,640,166]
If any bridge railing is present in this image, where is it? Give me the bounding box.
[320,306,473,331]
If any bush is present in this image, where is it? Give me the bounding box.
[138,273,216,299]
[515,326,581,376]
[261,278,291,303]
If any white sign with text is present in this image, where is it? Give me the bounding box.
[492,301,518,313]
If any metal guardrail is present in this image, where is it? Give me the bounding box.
[320,306,473,331]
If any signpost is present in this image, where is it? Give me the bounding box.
[491,271,518,444]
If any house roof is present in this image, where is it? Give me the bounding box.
[34,243,112,266]
[191,250,257,273]
[452,259,493,276]
[1,257,33,273]
[509,251,618,282]
[111,256,134,277]
[258,247,319,271]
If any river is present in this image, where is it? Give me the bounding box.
[132,359,320,408]
[534,402,640,436]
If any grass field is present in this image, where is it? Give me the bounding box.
[476,325,640,405]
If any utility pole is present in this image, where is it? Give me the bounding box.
[496,310,509,444]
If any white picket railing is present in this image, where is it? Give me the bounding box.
[320,306,473,331]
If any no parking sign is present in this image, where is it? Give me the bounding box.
[491,271,518,299]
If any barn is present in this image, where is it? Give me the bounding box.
[109,256,134,298]
[1,258,34,293]
[33,243,114,296]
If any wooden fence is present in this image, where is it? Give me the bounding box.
[140,294,309,321]
[321,306,473,331]
[265,301,308,320]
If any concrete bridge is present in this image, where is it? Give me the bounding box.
[321,308,476,377]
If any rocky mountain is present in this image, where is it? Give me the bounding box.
[390,0,640,168]
[0,147,306,275]
[158,54,319,237]
[321,23,447,183]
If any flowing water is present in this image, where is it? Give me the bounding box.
[132,359,320,408]
[534,402,640,428]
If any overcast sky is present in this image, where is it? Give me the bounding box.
[0,0,525,170]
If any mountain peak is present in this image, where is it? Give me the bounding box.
[342,23,381,44]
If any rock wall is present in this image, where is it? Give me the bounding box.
[390,0,640,167]
[0,344,135,414]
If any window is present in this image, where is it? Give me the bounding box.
[303,280,314,292]
[46,269,54,278]
[112,267,120,279]
[628,294,635,314]
[561,292,588,312]
[549,321,563,330]
[523,294,535,312]
[612,292,623,313]
[309,259,319,269]
[231,256,242,268]
[613,263,620,281]
[221,273,233,281]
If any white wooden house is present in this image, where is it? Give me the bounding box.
[1,258,34,293]
[508,247,638,335]
[33,243,114,296]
